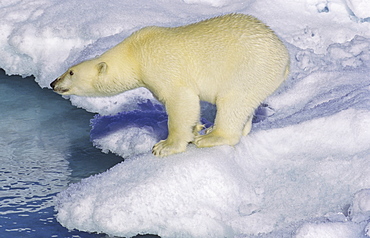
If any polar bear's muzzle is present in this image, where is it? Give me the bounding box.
[50,78,69,94]
[50,78,59,89]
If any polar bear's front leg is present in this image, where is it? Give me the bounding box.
[194,94,256,148]
[152,91,200,157]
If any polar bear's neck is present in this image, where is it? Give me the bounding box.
[94,45,143,96]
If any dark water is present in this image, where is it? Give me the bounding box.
[0,69,125,237]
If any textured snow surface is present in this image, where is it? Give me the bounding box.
[1,0,370,237]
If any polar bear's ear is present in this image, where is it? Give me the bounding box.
[97,62,107,74]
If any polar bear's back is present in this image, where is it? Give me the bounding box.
[124,13,289,104]
[179,13,275,38]
[131,14,283,52]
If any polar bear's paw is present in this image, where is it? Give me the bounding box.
[192,123,205,136]
[152,139,187,157]
[194,131,239,148]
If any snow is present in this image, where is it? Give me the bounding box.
[1,0,370,237]
[295,222,364,238]
[345,0,370,20]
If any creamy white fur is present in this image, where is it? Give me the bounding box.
[51,13,290,157]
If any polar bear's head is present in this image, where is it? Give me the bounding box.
[50,60,108,97]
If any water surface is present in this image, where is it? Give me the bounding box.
[0,70,124,237]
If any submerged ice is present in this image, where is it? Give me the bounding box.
[1,0,370,237]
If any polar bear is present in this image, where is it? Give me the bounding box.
[51,13,290,157]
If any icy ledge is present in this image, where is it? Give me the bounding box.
[55,146,258,237]
[55,108,370,237]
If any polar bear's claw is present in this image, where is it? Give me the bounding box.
[152,139,187,157]
[194,131,239,148]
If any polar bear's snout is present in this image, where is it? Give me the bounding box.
[50,78,59,90]
[50,78,69,94]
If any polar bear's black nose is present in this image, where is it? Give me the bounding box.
[50,78,59,89]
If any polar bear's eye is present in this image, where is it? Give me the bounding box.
[69,70,74,76]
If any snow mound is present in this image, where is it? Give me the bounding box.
[56,106,370,237]
[296,189,370,238]
[90,100,168,158]
[350,189,370,223]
